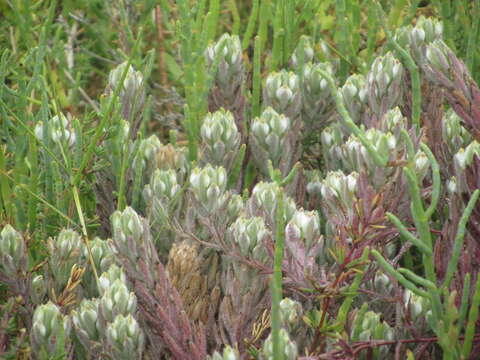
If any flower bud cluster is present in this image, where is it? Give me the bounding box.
[189,165,228,214]
[261,328,298,360]
[442,109,472,153]
[209,345,240,360]
[264,70,301,119]
[302,62,334,126]
[367,53,404,120]
[0,224,27,280]
[201,109,241,168]
[31,302,71,355]
[48,229,85,291]
[279,298,303,333]
[34,113,76,147]
[228,217,270,261]
[395,16,443,64]
[352,310,394,358]
[286,209,320,249]
[251,107,291,170]
[403,289,430,321]
[105,314,145,360]
[340,74,367,124]
[317,170,358,216]
[250,182,297,226]
[206,34,243,89]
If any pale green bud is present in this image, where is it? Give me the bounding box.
[201,109,241,167]
[48,229,85,290]
[404,289,429,320]
[111,206,145,248]
[251,182,296,225]
[31,302,70,355]
[264,70,301,117]
[133,135,162,172]
[31,275,46,305]
[251,108,291,168]
[72,298,101,345]
[374,271,394,295]
[145,169,181,201]
[262,328,298,360]
[206,33,243,88]
[287,209,320,248]
[226,194,244,220]
[414,150,430,182]
[290,35,315,68]
[209,345,240,360]
[229,217,270,259]
[189,165,228,213]
[302,62,335,125]
[320,171,358,212]
[425,40,451,76]
[279,298,302,329]
[99,264,127,296]
[34,113,76,147]
[100,280,137,323]
[340,74,367,123]
[105,314,144,360]
[367,53,404,118]
[0,224,27,278]
[382,107,407,135]
[442,109,472,153]
[86,237,115,274]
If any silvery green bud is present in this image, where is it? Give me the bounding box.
[48,229,85,290]
[99,279,137,324]
[209,345,240,360]
[367,53,404,119]
[290,35,315,68]
[111,206,145,250]
[320,124,344,168]
[206,34,243,89]
[226,194,244,220]
[145,169,181,202]
[107,62,145,121]
[403,289,429,320]
[373,271,394,296]
[414,150,430,182]
[287,209,320,249]
[454,141,480,173]
[302,62,335,126]
[31,302,71,356]
[72,298,102,346]
[0,225,27,278]
[133,135,162,174]
[200,109,241,168]
[425,40,452,78]
[105,314,144,360]
[34,113,76,147]
[382,107,407,136]
[261,328,298,360]
[99,264,127,296]
[264,70,301,118]
[395,17,443,64]
[251,182,296,225]
[340,74,367,124]
[86,237,114,275]
[320,171,358,213]
[189,165,228,213]
[251,107,291,169]
[442,109,472,153]
[229,217,270,259]
[279,298,302,330]
[31,275,46,305]
[447,176,457,195]
[356,311,394,346]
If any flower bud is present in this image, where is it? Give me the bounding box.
[279,298,302,330]
[105,314,144,360]
[72,298,102,347]
[34,113,76,147]
[31,275,46,305]
[0,225,27,279]
[320,171,358,213]
[264,70,301,118]
[381,107,407,135]
[31,302,71,355]
[206,34,243,89]
[340,74,367,124]
[201,109,241,168]
[98,264,127,296]
[290,35,315,68]
[210,345,240,360]
[251,107,291,169]
[425,40,452,77]
[99,279,137,324]
[229,217,270,260]
[107,62,145,121]
[133,135,162,176]
[250,182,297,225]
[189,165,228,213]
[86,237,115,275]
[394,17,443,64]
[145,169,181,202]
[367,53,404,119]
[48,229,85,291]
[287,209,320,248]
[442,109,472,153]
[262,328,298,360]
[404,289,429,320]
[302,62,335,126]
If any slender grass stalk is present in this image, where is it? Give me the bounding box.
[466,0,480,78]
[458,273,471,334]
[228,0,240,35]
[252,36,262,118]
[242,0,259,50]
[462,274,480,358]
[336,0,349,79]
[271,187,285,360]
[258,0,270,53]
